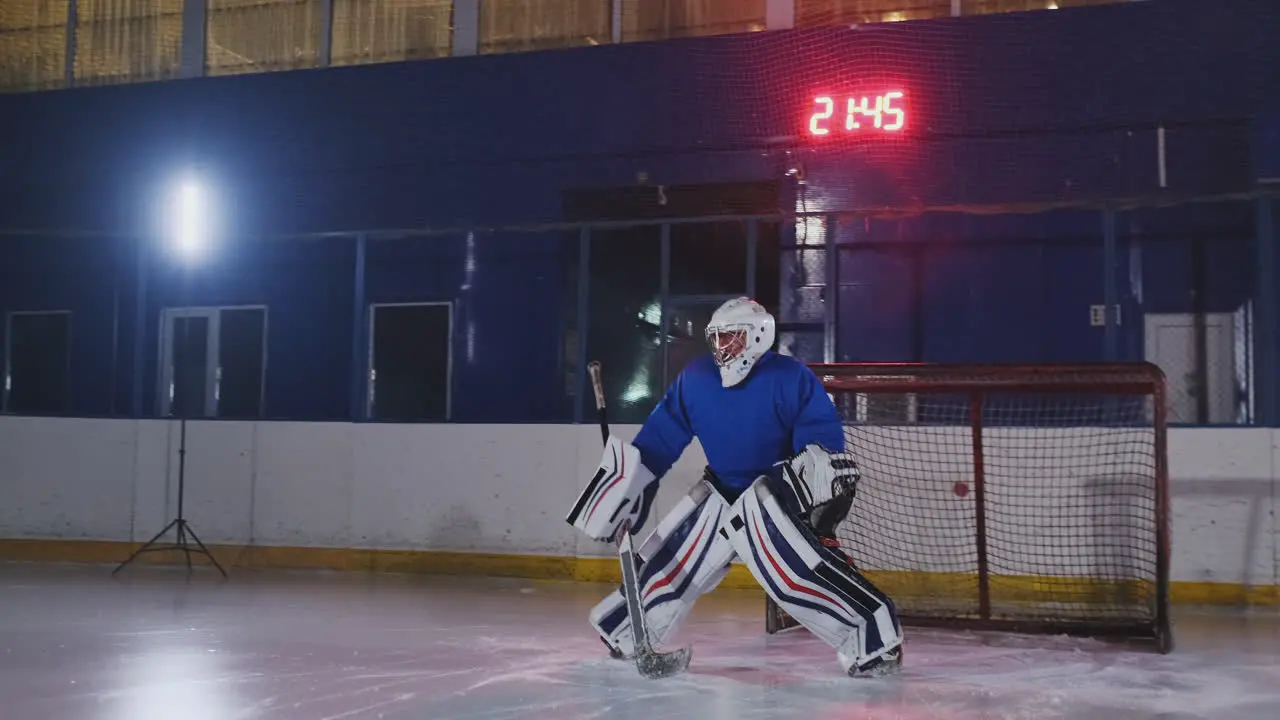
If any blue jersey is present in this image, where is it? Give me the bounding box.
[631,351,845,493]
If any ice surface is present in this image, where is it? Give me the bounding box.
[1,564,1277,719]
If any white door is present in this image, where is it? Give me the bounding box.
[1143,313,1235,424]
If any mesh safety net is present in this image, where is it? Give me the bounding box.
[774,363,1170,645]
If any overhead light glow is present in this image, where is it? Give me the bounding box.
[168,177,208,263]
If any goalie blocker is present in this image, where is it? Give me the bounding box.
[568,436,903,677]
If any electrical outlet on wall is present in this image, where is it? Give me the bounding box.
[1090,304,1122,327]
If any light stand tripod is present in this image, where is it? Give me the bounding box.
[113,416,227,577]
[114,183,227,577]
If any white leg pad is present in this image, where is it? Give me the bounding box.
[590,479,736,657]
[724,479,903,674]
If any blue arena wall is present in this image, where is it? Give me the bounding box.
[0,0,1277,423]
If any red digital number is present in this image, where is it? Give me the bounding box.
[809,96,835,135]
[883,91,905,131]
[808,91,905,136]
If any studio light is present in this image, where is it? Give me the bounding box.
[168,177,208,262]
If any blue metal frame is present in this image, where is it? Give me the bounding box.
[610,0,623,42]
[180,0,208,79]
[659,222,672,386]
[453,0,480,57]
[318,0,334,67]
[349,233,367,421]
[1102,209,1119,362]
[131,237,147,417]
[574,226,591,424]
[63,0,78,87]
[824,214,838,363]
[1257,198,1276,425]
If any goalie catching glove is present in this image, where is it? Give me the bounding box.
[774,444,861,533]
[566,435,659,542]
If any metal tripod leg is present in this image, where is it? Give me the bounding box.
[181,521,227,577]
[112,519,180,575]
[111,518,227,578]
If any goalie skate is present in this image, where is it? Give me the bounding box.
[851,644,903,677]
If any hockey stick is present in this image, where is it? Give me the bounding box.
[588,360,609,446]
[587,360,692,679]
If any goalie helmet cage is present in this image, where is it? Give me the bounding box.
[766,362,1172,654]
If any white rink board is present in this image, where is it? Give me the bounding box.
[0,417,1275,589]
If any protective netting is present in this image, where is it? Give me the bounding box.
[824,364,1169,639]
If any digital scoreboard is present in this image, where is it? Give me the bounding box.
[807,91,906,136]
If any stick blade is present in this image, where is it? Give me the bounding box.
[635,645,692,679]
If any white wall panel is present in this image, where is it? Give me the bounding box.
[251,421,356,548]
[1167,428,1275,585]
[0,418,1275,592]
[0,417,135,540]
[349,423,582,554]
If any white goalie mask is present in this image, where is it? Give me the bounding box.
[705,297,776,388]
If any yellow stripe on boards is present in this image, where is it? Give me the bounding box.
[0,539,1273,606]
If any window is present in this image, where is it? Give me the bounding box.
[795,0,950,26]
[666,219,782,385]
[218,308,267,417]
[368,302,452,421]
[795,0,1120,26]
[962,0,1117,16]
[159,306,267,418]
[73,0,183,86]
[621,0,766,42]
[480,0,610,54]
[206,0,323,76]
[3,311,71,414]
[0,0,69,93]
[565,181,780,420]
[331,0,452,66]
[584,226,663,422]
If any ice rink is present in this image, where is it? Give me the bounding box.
[2,563,1277,720]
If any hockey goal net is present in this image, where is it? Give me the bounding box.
[767,362,1172,653]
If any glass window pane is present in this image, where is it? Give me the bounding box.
[669,221,749,297]
[754,220,782,313]
[479,0,610,55]
[796,0,950,26]
[0,0,69,92]
[331,0,452,67]
[586,227,662,422]
[74,0,183,87]
[663,300,722,387]
[217,308,266,418]
[206,0,321,76]
[6,312,70,414]
[371,304,451,421]
[170,315,209,418]
[622,0,766,42]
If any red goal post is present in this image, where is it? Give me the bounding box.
[766,362,1172,653]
